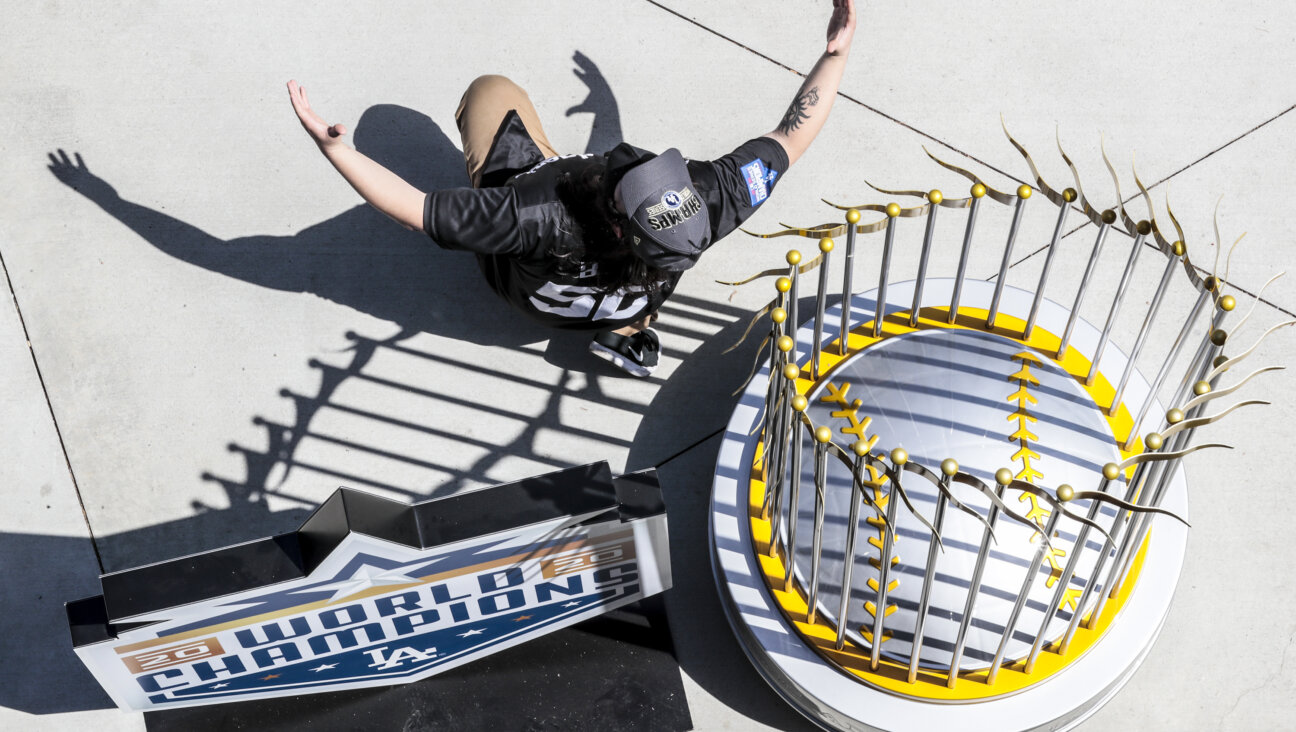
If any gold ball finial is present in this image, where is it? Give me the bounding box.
[846,208,861,224]
[1057,484,1075,502]
[1220,295,1236,312]
[1137,220,1152,236]
[819,237,835,253]
[815,426,833,444]
[782,363,800,380]
[1101,209,1117,225]
[1193,380,1211,396]
[1213,354,1229,368]
[1204,275,1219,292]
[775,276,792,293]
[1102,462,1120,481]
[771,307,787,324]
[1166,408,1185,424]
[928,189,943,205]
[890,447,908,465]
[1145,432,1164,451]
[1017,184,1033,200]
[885,202,902,218]
[851,398,863,409]
[1173,240,1186,257]
[786,250,802,266]
[1063,187,1078,202]
[995,468,1013,486]
[792,394,808,412]
[852,440,869,457]
[1210,328,1228,346]
[777,335,794,352]
[971,182,987,198]
[941,458,959,477]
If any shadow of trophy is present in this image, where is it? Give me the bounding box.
[709,126,1291,731]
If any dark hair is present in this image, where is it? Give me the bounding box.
[552,160,671,293]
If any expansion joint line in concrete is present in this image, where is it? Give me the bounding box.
[642,0,1296,319]
[639,0,1022,188]
[1001,102,1296,320]
[0,246,104,573]
[654,426,725,470]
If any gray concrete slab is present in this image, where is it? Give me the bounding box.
[654,1,1296,194]
[0,277,137,728]
[2,0,1295,729]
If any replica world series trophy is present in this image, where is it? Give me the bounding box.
[710,126,1290,731]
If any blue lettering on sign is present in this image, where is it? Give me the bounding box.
[741,159,772,206]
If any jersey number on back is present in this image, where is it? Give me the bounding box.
[529,282,649,322]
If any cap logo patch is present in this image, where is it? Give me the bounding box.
[645,187,694,217]
[646,187,703,231]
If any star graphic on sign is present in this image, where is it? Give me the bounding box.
[261,673,281,681]
[457,628,484,637]
[309,565,427,603]
[562,601,581,607]
[310,663,338,672]
[513,615,532,622]
[212,683,229,689]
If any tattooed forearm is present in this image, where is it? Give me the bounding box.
[776,85,820,135]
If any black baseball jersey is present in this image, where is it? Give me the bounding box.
[423,112,788,330]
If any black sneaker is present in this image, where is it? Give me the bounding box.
[589,328,660,377]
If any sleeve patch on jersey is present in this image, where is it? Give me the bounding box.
[741,159,772,207]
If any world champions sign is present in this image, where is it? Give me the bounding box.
[66,463,670,711]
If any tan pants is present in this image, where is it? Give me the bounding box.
[455,75,559,188]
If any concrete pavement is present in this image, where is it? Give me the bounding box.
[3,1,1294,729]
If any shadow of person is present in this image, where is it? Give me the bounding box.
[566,50,623,155]
[47,104,546,347]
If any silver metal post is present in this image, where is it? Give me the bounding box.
[812,239,834,376]
[987,495,1064,685]
[1107,321,1226,598]
[869,448,908,670]
[949,186,985,323]
[768,373,797,553]
[1057,212,1116,358]
[840,211,859,356]
[907,461,955,682]
[784,398,808,590]
[1023,191,1075,340]
[834,449,868,650]
[807,431,831,624]
[1024,471,1114,672]
[1108,436,1190,598]
[910,191,942,327]
[787,253,801,362]
[987,187,1031,329]
[1172,304,1228,409]
[947,470,1009,688]
[1090,431,1178,627]
[874,205,900,338]
[1085,225,1150,386]
[1110,246,1181,414]
[1058,463,1147,652]
[1124,288,1210,450]
[762,332,792,518]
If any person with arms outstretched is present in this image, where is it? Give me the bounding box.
[288,0,856,376]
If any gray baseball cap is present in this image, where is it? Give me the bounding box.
[610,146,711,272]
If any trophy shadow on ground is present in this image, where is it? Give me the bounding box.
[625,292,830,732]
[20,53,799,727]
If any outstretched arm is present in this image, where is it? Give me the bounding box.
[287,80,425,231]
[763,0,857,166]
